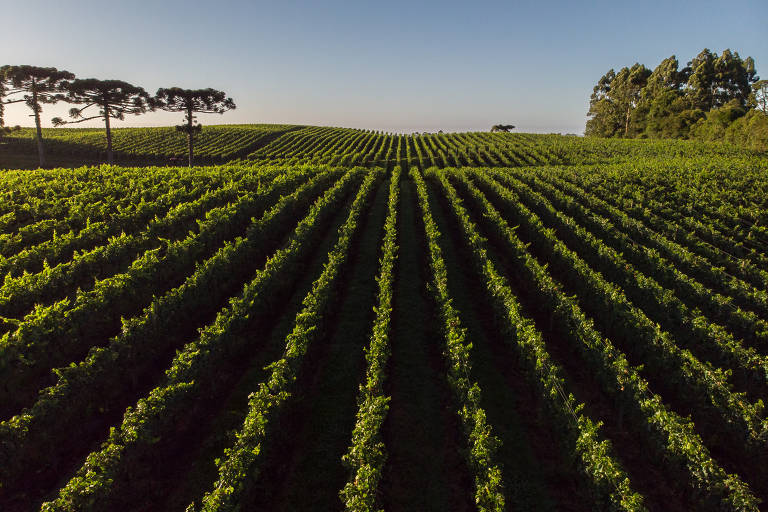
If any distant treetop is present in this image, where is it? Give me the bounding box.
[0,65,74,166]
[154,87,236,115]
[585,48,765,149]
[52,78,153,164]
[153,87,236,166]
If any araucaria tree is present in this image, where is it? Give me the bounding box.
[153,88,236,167]
[52,79,152,164]
[0,65,74,167]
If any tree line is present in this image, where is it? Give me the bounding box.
[585,49,768,150]
[0,65,236,167]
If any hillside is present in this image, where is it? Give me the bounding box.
[0,133,767,511]
[1,124,763,170]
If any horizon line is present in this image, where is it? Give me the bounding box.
[5,122,584,136]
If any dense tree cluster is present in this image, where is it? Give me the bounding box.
[0,65,235,167]
[585,49,768,150]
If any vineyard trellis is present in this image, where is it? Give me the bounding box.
[0,126,767,511]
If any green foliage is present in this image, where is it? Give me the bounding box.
[451,168,761,510]
[0,166,347,496]
[586,49,762,147]
[690,99,748,141]
[0,65,75,166]
[686,49,757,110]
[339,167,400,512]
[585,64,651,138]
[723,109,768,151]
[643,90,704,139]
[1,138,767,511]
[0,65,74,112]
[191,169,381,512]
[412,167,506,511]
[29,167,358,511]
[154,87,235,116]
[3,125,763,171]
[51,79,153,164]
[0,124,297,168]
[0,123,20,142]
[429,168,646,511]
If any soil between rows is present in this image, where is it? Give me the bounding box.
[380,177,474,512]
[436,173,693,512]
[425,175,589,511]
[244,177,389,511]
[3,177,342,512]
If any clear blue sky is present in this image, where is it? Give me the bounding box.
[1,0,766,134]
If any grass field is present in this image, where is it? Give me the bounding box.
[0,127,767,511]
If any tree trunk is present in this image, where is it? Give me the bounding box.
[32,86,46,168]
[104,105,113,165]
[187,107,194,167]
[624,104,631,138]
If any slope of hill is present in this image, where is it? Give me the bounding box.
[0,124,301,168]
[1,127,767,511]
[2,124,762,170]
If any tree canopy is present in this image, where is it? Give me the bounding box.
[52,79,152,164]
[585,63,652,138]
[0,66,238,165]
[490,124,515,132]
[154,87,236,166]
[585,49,762,147]
[0,65,74,167]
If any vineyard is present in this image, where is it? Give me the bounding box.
[0,128,768,511]
[1,124,758,170]
[0,125,299,169]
